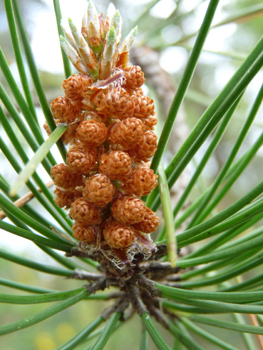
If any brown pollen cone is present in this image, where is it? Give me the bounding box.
[66,144,98,174]
[133,207,159,233]
[83,174,115,207]
[111,195,146,225]
[44,120,79,145]
[142,115,158,131]
[123,66,145,92]
[70,197,102,225]
[99,151,131,180]
[103,219,136,248]
[76,120,108,147]
[133,90,155,119]
[51,96,82,123]
[108,118,144,149]
[62,74,92,105]
[122,167,158,197]
[51,163,83,189]
[95,88,135,119]
[54,187,82,209]
[128,131,157,162]
[72,222,101,243]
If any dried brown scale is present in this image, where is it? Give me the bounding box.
[62,74,93,104]
[108,118,144,149]
[123,66,145,92]
[99,151,132,180]
[128,131,157,162]
[70,197,102,225]
[51,163,83,189]
[133,207,159,233]
[54,187,82,209]
[83,174,115,207]
[103,219,136,248]
[72,222,99,243]
[66,144,98,174]
[51,96,82,123]
[76,119,108,147]
[122,167,158,197]
[111,195,147,225]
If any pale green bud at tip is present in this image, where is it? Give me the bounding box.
[107,27,116,44]
[88,0,97,17]
[59,35,67,45]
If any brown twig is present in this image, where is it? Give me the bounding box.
[69,269,103,281]
[126,283,147,316]
[0,180,54,220]
[101,295,129,320]
[135,275,162,297]
[139,261,180,280]
[150,244,167,260]
[248,314,263,350]
[85,277,107,295]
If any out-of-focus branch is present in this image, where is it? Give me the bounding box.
[0,180,54,220]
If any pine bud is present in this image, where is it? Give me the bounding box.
[70,197,102,225]
[51,96,82,123]
[72,222,101,243]
[99,151,131,180]
[76,120,108,147]
[83,174,115,207]
[123,65,145,92]
[128,131,157,162]
[103,219,136,248]
[122,167,158,197]
[66,144,98,174]
[133,207,159,233]
[108,118,144,149]
[62,74,93,104]
[111,195,146,224]
[51,163,83,189]
[53,187,82,209]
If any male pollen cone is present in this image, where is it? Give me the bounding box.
[99,151,132,180]
[108,117,144,149]
[72,222,101,243]
[62,74,93,104]
[122,167,158,197]
[51,96,82,123]
[111,195,146,224]
[70,197,102,225]
[66,144,98,174]
[83,174,115,207]
[103,219,136,248]
[133,207,159,233]
[76,120,108,147]
[51,163,83,189]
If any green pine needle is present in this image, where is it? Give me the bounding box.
[10,125,67,197]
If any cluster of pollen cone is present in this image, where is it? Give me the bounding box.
[47,1,159,263]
